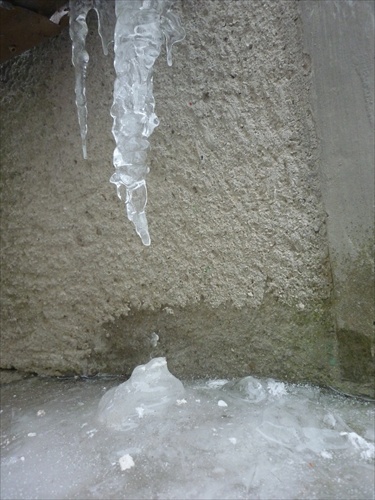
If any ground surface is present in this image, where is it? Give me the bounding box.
[1,359,374,500]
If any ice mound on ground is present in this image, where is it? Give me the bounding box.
[222,376,288,402]
[221,376,268,403]
[98,357,185,430]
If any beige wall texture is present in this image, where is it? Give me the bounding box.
[0,0,373,396]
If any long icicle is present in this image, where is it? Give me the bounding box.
[110,0,185,245]
[69,0,114,159]
[69,0,92,159]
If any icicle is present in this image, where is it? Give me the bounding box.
[69,0,114,159]
[69,0,92,159]
[69,0,184,243]
[161,1,185,67]
[93,0,115,56]
[110,0,185,245]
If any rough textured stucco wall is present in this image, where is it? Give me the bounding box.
[0,0,370,395]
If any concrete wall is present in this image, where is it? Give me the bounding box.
[0,0,373,396]
[301,0,374,396]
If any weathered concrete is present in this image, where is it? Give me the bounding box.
[301,0,375,396]
[0,0,373,395]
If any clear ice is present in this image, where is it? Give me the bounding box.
[1,359,374,499]
[69,0,185,244]
[98,357,185,430]
[110,0,185,245]
[69,0,115,159]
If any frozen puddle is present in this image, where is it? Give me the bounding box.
[1,358,374,500]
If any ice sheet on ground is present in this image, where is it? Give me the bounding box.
[1,358,374,500]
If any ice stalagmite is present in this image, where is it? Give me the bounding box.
[69,0,115,159]
[110,0,185,245]
[98,358,185,431]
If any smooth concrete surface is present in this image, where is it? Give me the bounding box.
[301,0,374,394]
[0,0,373,396]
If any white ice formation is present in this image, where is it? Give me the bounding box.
[69,0,185,245]
[98,357,185,431]
[119,454,135,471]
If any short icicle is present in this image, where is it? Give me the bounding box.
[110,0,185,245]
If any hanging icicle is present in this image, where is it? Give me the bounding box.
[69,0,115,159]
[110,0,185,245]
[69,0,184,245]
